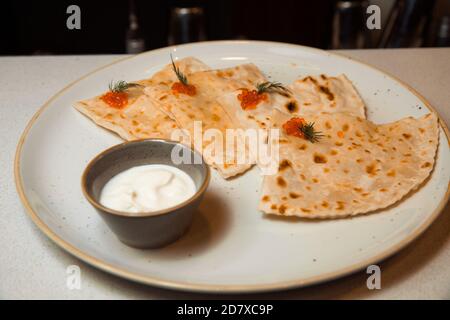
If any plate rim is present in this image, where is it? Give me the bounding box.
[14,40,450,294]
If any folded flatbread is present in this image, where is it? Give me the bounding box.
[217,74,366,135]
[144,64,267,178]
[74,57,209,141]
[259,110,439,218]
[284,74,366,118]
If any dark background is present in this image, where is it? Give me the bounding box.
[0,0,334,55]
[1,0,449,55]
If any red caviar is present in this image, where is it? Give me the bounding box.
[171,82,196,96]
[237,89,267,110]
[282,117,306,138]
[101,91,128,109]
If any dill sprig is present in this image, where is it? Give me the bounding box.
[256,81,290,95]
[300,122,324,143]
[170,54,188,85]
[108,80,142,93]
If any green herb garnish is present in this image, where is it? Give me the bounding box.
[170,54,188,85]
[256,81,290,95]
[108,80,142,93]
[300,122,324,143]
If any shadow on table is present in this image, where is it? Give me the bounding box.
[147,191,232,259]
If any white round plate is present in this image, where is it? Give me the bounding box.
[15,41,450,293]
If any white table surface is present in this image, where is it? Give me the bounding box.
[1,48,449,299]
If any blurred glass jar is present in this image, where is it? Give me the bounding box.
[433,16,450,47]
[168,7,207,45]
[331,0,371,49]
[125,0,146,54]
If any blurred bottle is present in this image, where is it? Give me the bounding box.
[168,6,206,45]
[434,16,450,47]
[331,0,371,49]
[125,0,146,53]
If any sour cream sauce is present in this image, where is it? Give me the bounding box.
[100,164,197,215]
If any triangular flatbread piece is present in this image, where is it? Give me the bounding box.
[74,57,209,141]
[259,110,439,218]
[144,64,267,178]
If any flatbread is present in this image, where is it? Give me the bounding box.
[217,87,278,133]
[280,74,366,118]
[150,63,267,121]
[144,64,267,178]
[259,110,439,218]
[217,73,366,134]
[75,89,178,140]
[74,57,209,141]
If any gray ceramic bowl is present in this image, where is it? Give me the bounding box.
[81,139,210,249]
